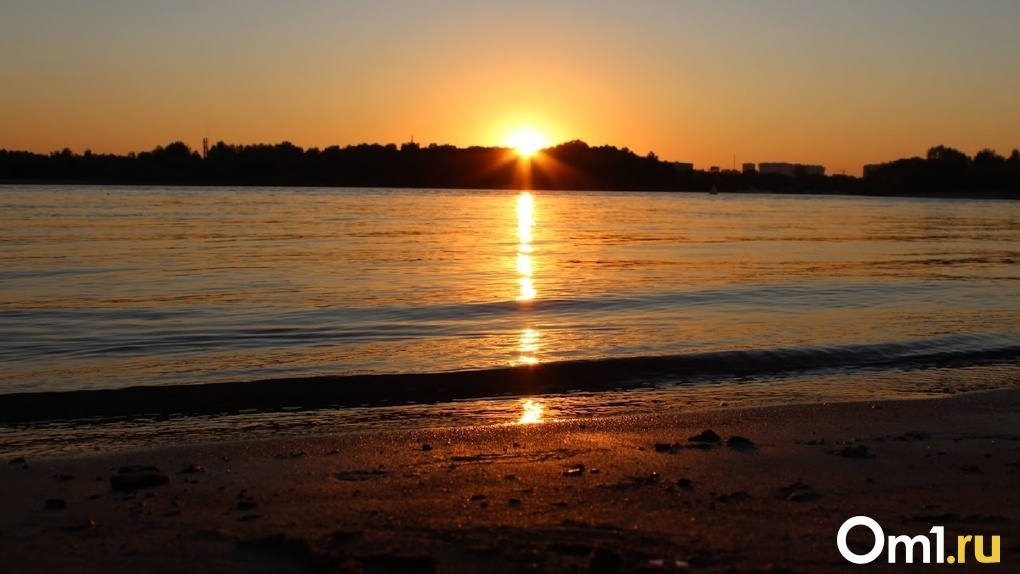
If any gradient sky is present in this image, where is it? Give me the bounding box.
[3,0,1019,175]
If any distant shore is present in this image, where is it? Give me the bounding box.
[2,179,1018,200]
[4,140,1018,198]
[3,389,1017,572]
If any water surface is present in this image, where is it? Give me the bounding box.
[2,186,1017,396]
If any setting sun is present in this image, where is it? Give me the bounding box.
[506,127,549,158]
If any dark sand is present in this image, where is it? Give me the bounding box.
[2,390,1018,573]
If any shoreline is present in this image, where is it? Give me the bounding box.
[3,389,1018,572]
[3,339,1017,423]
[4,364,1017,460]
[3,179,1020,201]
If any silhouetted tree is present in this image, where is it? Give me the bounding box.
[2,140,1017,197]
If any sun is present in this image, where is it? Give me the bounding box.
[506,127,549,158]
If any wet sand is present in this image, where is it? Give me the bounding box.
[2,389,1018,573]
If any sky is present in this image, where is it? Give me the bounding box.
[2,0,1019,175]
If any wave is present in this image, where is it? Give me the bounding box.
[1,332,1016,423]
[0,280,984,361]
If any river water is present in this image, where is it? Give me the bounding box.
[1,185,1017,454]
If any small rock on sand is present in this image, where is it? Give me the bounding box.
[43,498,67,510]
[788,490,821,502]
[236,490,259,510]
[831,445,875,459]
[688,430,721,443]
[714,491,750,503]
[725,435,755,449]
[110,466,170,491]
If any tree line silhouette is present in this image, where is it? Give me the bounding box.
[1,140,1017,198]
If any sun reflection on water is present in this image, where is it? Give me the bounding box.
[517,328,540,365]
[518,399,545,424]
[516,192,536,303]
[514,192,541,365]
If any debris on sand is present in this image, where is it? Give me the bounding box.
[563,463,586,477]
[43,498,67,511]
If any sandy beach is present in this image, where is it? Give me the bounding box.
[2,389,1018,573]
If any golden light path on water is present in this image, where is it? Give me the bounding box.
[515,191,540,367]
[516,192,536,303]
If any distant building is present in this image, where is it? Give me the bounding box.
[742,162,757,174]
[671,161,694,172]
[758,162,825,177]
[862,164,883,178]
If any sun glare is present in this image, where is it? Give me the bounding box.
[506,127,548,158]
[518,399,545,424]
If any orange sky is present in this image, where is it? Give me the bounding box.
[2,1,1019,175]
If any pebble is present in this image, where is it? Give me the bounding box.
[44,498,67,510]
[788,490,821,502]
[66,517,97,531]
[237,489,259,510]
[725,435,755,449]
[714,490,750,503]
[687,429,721,443]
[110,466,170,491]
[831,445,874,459]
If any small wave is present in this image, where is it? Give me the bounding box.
[0,333,1015,423]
